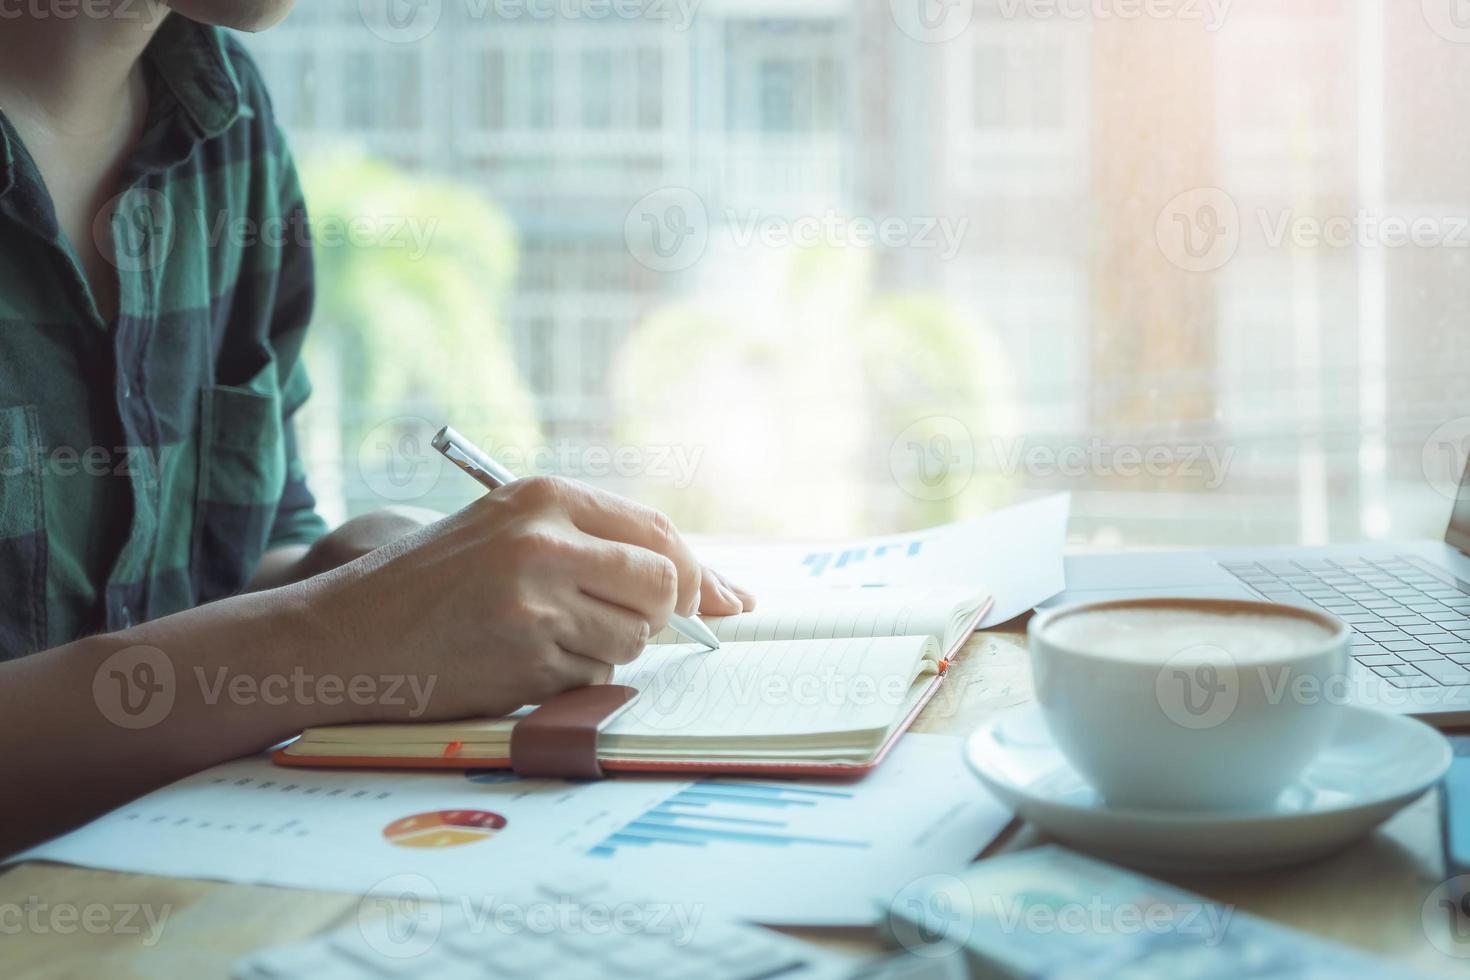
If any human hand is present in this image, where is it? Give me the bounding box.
[316,477,752,722]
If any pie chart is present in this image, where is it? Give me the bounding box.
[382,809,507,848]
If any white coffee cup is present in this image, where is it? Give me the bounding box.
[1027,597,1351,812]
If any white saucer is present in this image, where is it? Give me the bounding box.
[964,703,1452,872]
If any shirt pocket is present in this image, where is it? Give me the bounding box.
[192,382,286,601]
[0,404,47,659]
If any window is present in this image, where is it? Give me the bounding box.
[637,47,663,129]
[581,50,614,129]
[245,2,1470,546]
[476,49,505,130]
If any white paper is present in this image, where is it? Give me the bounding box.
[697,494,1069,627]
[12,734,1011,926]
[647,586,982,648]
[583,734,1014,926]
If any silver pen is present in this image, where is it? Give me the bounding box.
[431,425,721,651]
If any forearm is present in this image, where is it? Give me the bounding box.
[245,544,312,592]
[0,490,746,858]
[0,575,370,856]
[0,508,449,855]
[246,507,444,592]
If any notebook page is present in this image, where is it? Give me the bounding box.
[604,635,939,742]
[648,587,979,647]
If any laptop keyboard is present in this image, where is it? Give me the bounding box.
[1220,557,1470,688]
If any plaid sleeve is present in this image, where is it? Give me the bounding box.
[265,150,328,550]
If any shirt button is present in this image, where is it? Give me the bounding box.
[121,380,131,400]
[120,604,133,628]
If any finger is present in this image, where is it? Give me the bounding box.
[548,645,616,694]
[697,566,744,616]
[556,594,652,667]
[704,566,756,611]
[567,534,678,630]
[555,482,702,617]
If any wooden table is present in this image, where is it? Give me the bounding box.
[3,627,1465,978]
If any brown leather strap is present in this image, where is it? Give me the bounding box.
[510,685,639,779]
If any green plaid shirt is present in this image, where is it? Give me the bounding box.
[0,19,326,659]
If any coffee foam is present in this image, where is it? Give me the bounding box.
[1043,605,1337,665]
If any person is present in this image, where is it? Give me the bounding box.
[0,1,752,855]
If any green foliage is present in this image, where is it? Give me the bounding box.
[857,291,1012,527]
[296,150,542,517]
[613,244,1012,535]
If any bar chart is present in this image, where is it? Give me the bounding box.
[801,539,924,579]
[587,781,871,858]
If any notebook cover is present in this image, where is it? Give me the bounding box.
[272,595,992,778]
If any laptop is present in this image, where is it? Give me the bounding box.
[1044,468,1470,727]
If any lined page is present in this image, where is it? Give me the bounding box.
[648,586,980,648]
[605,635,939,742]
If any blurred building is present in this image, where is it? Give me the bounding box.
[245,0,1470,545]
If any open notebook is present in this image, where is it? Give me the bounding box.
[276,585,990,776]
